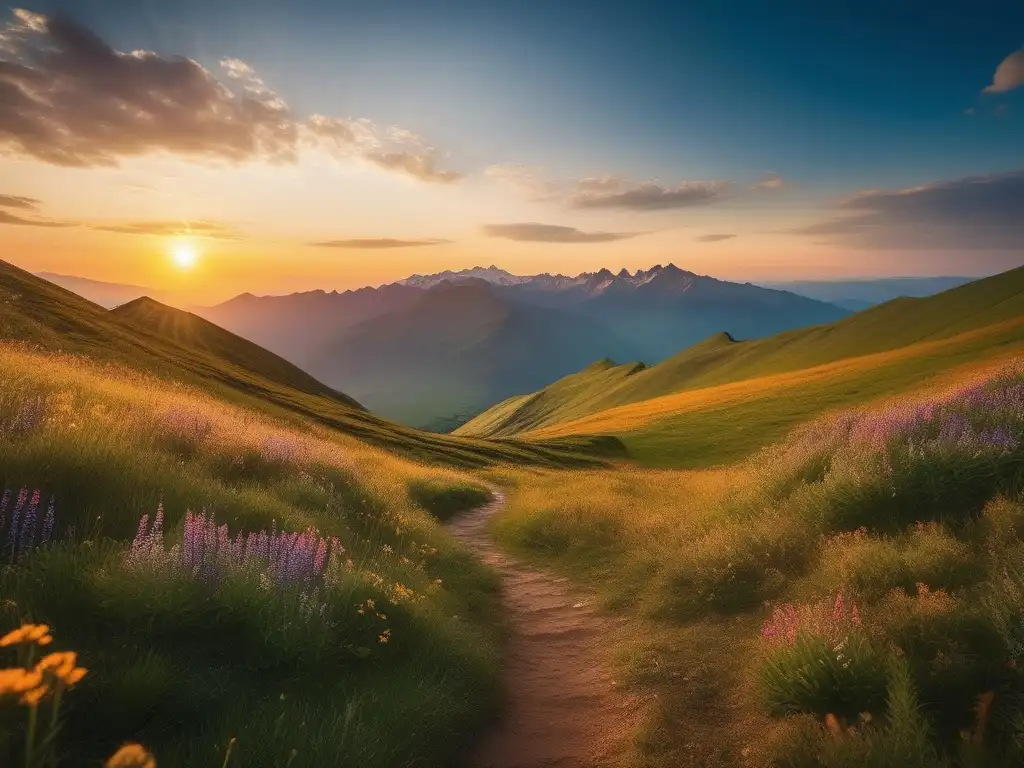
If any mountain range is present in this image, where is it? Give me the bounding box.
[199,264,849,426]
[35,263,987,430]
[457,265,1024,466]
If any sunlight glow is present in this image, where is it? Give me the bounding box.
[170,242,199,270]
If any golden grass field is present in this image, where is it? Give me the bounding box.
[527,317,1024,442]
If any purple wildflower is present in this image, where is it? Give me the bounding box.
[41,495,55,544]
[17,489,40,556]
[6,488,28,558]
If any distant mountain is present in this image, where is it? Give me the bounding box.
[307,278,644,425]
[496,264,849,361]
[458,265,1024,443]
[36,272,182,309]
[199,283,422,367]
[199,263,849,427]
[399,265,532,288]
[761,276,979,310]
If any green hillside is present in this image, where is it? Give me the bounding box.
[111,296,363,409]
[457,265,1024,441]
[2,261,614,468]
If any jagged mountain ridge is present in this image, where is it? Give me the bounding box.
[192,263,850,427]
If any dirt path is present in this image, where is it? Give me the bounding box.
[447,491,640,768]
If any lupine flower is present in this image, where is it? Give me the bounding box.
[1,488,52,561]
[18,490,41,557]
[41,495,55,544]
[127,506,344,592]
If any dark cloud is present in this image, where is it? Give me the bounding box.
[983,49,1024,94]
[0,194,40,209]
[695,233,736,242]
[569,176,728,210]
[90,220,240,239]
[311,238,449,249]
[0,9,461,181]
[482,222,642,243]
[793,170,1024,250]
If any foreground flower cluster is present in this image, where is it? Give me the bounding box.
[127,504,342,587]
[1,488,57,561]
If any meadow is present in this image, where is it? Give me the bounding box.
[484,361,1024,766]
[0,342,502,767]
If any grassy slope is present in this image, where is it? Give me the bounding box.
[459,265,1024,467]
[482,361,1024,766]
[2,262,615,469]
[0,341,503,767]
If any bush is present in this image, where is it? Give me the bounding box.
[820,524,982,600]
[407,480,490,521]
[768,658,947,768]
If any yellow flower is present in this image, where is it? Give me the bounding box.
[0,624,52,648]
[34,652,87,687]
[0,668,45,696]
[105,743,157,768]
[21,685,48,706]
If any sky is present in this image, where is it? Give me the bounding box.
[0,0,1022,303]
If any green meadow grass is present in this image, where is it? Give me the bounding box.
[459,266,1024,464]
[484,363,1024,767]
[0,260,615,471]
[0,346,503,767]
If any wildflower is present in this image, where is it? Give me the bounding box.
[21,684,48,706]
[105,743,157,768]
[0,667,44,697]
[378,628,391,644]
[0,623,52,647]
[36,651,87,685]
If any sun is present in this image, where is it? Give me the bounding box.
[170,242,199,270]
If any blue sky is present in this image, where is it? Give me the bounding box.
[0,0,1022,297]
[38,0,1023,185]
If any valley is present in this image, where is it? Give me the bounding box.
[3,257,1023,767]
[3,4,1022,766]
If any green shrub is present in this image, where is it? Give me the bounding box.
[759,632,889,721]
[407,480,490,521]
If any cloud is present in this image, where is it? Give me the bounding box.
[311,238,449,249]
[695,233,736,242]
[983,49,1024,94]
[0,209,74,227]
[0,194,39,209]
[90,220,240,239]
[792,169,1024,250]
[753,172,786,190]
[0,9,461,182]
[484,166,733,211]
[365,152,463,184]
[568,176,729,210]
[482,222,642,243]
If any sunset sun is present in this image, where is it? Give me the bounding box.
[170,242,199,270]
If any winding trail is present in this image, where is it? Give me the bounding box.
[447,491,640,768]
